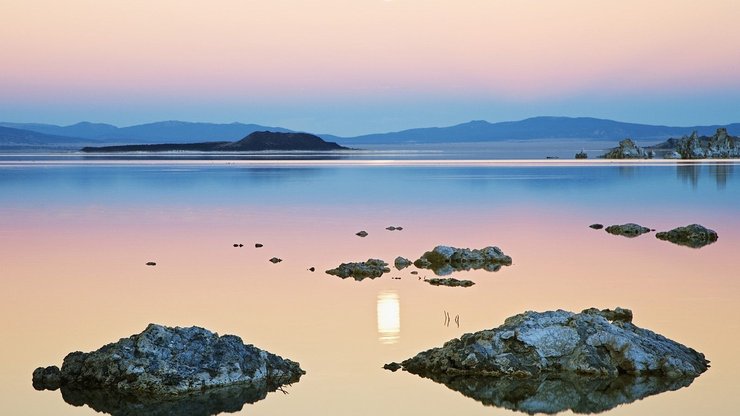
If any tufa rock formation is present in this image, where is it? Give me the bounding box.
[601,139,654,159]
[604,223,651,238]
[325,259,390,281]
[32,324,304,397]
[424,277,475,287]
[656,224,718,248]
[413,246,512,276]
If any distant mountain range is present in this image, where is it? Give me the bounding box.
[2,117,739,149]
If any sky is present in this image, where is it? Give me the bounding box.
[1,0,739,136]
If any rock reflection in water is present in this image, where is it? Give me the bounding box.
[409,373,697,415]
[57,382,288,416]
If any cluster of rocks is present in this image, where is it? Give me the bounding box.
[596,222,718,248]
[653,128,739,159]
[601,139,655,159]
[388,307,708,379]
[325,259,390,280]
[413,245,512,276]
[33,324,304,397]
[424,277,475,287]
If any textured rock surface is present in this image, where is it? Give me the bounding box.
[325,258,390,280]
[33,366,61,390]
[413,245,512,276]
[394,256,412,270]
[654,129,740,159]
[404,373,698,415]
[605,223,651,238]
[424,278,475,287]
[602,139,653,159]
[33,324,304,396]
[392,308,708,379]
[656,224,718,248]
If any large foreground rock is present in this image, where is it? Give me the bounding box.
[325,258,390,281]
[33,324,304,397]
[656,224,718,248]
[413,245,512,276]
[391,308,708,379]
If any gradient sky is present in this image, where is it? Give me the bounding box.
[1,0,739,135]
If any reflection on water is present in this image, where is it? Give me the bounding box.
[677,163,735,189]
[57,383,288,416]
[677,164,700,189]
[409,373,698,415]
[377,291,400,344]
[708,163,734,189]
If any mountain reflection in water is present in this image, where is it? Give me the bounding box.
[55,382,290,416]
[408,372,698,415]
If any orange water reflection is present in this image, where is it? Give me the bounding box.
[1,203,739,415]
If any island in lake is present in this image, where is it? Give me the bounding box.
[81,131,349,152]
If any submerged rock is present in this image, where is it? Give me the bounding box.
[325,259,390,281]
[602,139,652,159]
[589,224,604,230]
[413,245,512,276]
[391,308,708,379]
[656,224,718,248]
[605,223,651,238]
[424,278,475,287]
[394,256,412,270]
[33,324,304,397]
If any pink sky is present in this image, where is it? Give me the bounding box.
[1,0,739,134]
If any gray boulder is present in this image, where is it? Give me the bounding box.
[33,324,304,397]
[413,245,512,276]
[656,224,718,248]
[605,223,651,238]
[391,308,708,379]
[325,258,390,281]
[602,139,651,159]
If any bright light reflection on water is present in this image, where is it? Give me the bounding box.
[377,291,400,344]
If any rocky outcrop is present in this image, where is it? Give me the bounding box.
[575,150,588,159]
[605,223,651,238]
[656,224,718,248]
[325,259,390,280]
[394,256,412,270]
[33,324,304,397]
[413,246,512,276]
[424,278,475,287]
[601,139,654,159]
[649,129,740,159]
[390,308,708,379]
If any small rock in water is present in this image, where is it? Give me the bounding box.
[308,267,315,272]
[269,257,282,263]
[410,271,418,275]
[32,366,61,390]
[413,245,512,276]
[605,223,651,238]
[589,223,604,229]
[386,226,397,231]
[355,231,368,237]
[424,277,475,287]
[325,259,390,281]
[145,262,156,266]
[656,224,718,248]
[255,243,263,248]
[233,243,239,247]
[394,256,412,270]
[238,244,243,247]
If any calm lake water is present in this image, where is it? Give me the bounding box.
[1,156,739,415]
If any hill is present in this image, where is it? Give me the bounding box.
[81,131,348,152]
